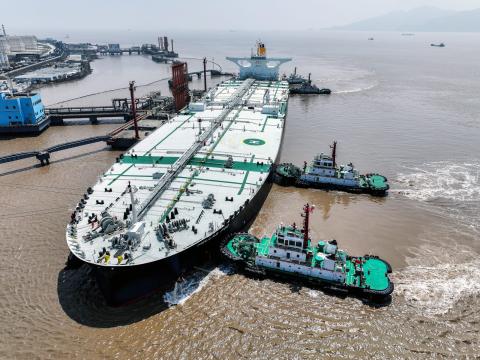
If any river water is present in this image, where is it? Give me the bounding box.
[0,31,479,359]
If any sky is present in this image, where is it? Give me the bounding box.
[1,0,479,33]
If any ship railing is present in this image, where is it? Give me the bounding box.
[136,78,255,220]
[264,254,307,266]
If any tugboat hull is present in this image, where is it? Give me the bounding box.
[295,179,388,196]
[239,263,394,299]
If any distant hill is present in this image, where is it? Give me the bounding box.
[334,6,480,32]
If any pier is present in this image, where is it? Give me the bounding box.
[46,106,133,124]
[0,115,166,165]
[0,135,111,166]
[45,91,173,125]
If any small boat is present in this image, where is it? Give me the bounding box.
[222,204,394,299]
[289,73,331,95]
[430,43,445,47]
[274,141,389,196]
[368,37,374,41]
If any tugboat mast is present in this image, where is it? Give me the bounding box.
[302,203,315,248]
[330,141,337,167]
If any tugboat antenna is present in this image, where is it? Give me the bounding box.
[330,141,337,167]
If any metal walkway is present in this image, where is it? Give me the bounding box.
[0,135,111,165]
[137,78,255,220]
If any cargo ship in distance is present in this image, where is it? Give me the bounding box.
[66,42,292,304]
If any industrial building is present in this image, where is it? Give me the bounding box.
[0,92,46,127]
[0,25,39,68]
[0,37,10,68]
[0,35,39,56]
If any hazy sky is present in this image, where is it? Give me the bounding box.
[2,0,479,33]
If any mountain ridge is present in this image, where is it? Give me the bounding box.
[333,7,480,32]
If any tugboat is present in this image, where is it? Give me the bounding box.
[222,204,394,299]
[289,73,331,95]
[274,141,389,196]
[283,67,306,85]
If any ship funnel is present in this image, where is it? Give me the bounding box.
[257,41,266,57]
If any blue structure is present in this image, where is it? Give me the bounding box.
[226,41,291,81]
[0,92,45,126]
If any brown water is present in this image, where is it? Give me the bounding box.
[1,31,479,359]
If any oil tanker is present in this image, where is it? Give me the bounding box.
[65,42,291,304]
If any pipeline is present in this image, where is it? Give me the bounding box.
[0,136,111,165]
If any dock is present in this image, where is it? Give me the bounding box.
[0,115,167,165]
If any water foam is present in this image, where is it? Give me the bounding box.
[396,258,480,315]
[396,161,480,232]
[163,265,232,307]
[396,162,480,203]
[333,83,378,94]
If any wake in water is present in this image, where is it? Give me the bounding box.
[396,258,480,316]
[396,161,480,202]
[163,265,233,307]
[395,161,480,232]
[333,82,378,94]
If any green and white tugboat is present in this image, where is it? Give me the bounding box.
[274,141,389,196]
[222,204,394,299]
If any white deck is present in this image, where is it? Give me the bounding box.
[66,79,289,267]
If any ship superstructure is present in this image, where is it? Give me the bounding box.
[66,42,291,303]
[226,41,291,81]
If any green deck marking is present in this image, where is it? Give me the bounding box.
[255,235,274,256]
[227,240,239,257]
[261,117,269,132]
[363,258,389,290]
[144,115,194,155]
[273,83,281,100]
[121,156,179,165]
[345,261,357,286]
[279,101,288,116]
[122,155,270,173]
[108,116,193,186]
[177,176,256,187]
[238,155,255,195]
[108,164,134,186]
[369,175,389,190]
[243,138,266,146]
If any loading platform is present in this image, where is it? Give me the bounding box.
[46,106,133,125]
[0,117,165,166]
